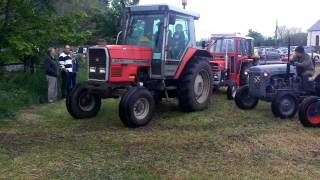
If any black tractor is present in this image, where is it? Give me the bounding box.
[234,61,320,119]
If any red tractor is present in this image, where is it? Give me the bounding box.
[66,5,213,128]
[207,34,258,99]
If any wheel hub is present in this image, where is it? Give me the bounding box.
[133,98,150,120]
[78,92,96,112]
[194,70,210,104]
[279,98,295,115]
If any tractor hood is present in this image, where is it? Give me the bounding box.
[104,45,152,61]
[248,64,296,75]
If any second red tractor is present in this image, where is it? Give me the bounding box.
[206,34,259,99]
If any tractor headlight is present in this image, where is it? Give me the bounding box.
[99,68,106,74]
[244,71,248,76]
[263,72,270,77]
[89,67,96,73]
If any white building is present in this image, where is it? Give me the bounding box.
[308,19,320,46]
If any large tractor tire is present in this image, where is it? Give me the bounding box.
[240,63,251,86]
[227,81,238,100]
[234,85,259,110]
[271,92,298,119]
[119,87,155,128]
[66,84,101,119]
[177,59,213,112]
[299,96,320,127]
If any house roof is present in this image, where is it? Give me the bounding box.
[308,19,320,31]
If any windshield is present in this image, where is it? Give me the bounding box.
[214,39,234,53]
[126,15,164,52]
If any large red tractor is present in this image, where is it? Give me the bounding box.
[206,34,258,99]
[66,5,213,128]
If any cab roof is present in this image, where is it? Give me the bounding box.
[211,33,254,40]
[127,4,200,20]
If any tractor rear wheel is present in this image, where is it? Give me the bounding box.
[119,87,155,128]
[227,82,237,100]
[67,84,101,119]
[234,85,259,110]
[299,96,320,127]
[178,59,212,112]
[272,92,298,119]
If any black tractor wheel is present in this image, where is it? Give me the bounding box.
[240,63,251,86]
[227,82,238,100]
[234,85,259,110]
[67,84,101,119]
[299,96,320,127]
[119,87,155,128]
[271,101,280,118]
[177,59,213,112]
[271,92,298,119]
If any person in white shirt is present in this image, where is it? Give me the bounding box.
[59,45,73,98]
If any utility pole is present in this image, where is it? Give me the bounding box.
[182,0,187,9]
[275,20,278,47]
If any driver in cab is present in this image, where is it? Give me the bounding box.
[290,46,315,89]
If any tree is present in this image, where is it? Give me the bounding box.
[247,29,265,46]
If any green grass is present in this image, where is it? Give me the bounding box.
[1,93,320,179]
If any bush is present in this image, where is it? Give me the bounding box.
[0,67,47,120]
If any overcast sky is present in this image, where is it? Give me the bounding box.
[139,0,320,40]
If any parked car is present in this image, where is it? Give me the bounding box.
[276,48,288,58]
[259,48,281,60]
[304,46,320,63]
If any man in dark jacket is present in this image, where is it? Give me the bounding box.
[45,47,58,103]
[290,46,315,90]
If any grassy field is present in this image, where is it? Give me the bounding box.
[1,91,320,179]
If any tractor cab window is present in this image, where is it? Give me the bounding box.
[214,39,234,53]
[167,17,190,59]
[126,15,164,53]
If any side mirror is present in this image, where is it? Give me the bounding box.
[169,15,176,25]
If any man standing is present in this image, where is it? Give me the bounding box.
[59,45,73,98]
[45,48,58,103]
[290,46,315,90]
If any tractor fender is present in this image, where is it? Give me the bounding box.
[174,48,212,79]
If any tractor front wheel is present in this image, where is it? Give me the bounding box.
[227,82,238,100]
[271,92,298,119]
[234,85,259,110]
[66,84,101,119]
[299,96,320,127]
[119,87,155,128]
[178,59,212,112]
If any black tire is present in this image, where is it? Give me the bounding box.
[299,96,320,127]
[240,63,251,86]
[227,81,237,100]
[271,101,280,118]
[272,92,298,119]
[178,59,212,112]
[119,87,155,128]
[234,85,259,110]
[67,84,101,119]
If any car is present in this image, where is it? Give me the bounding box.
[259,48,281,61]
[304,46,320,63]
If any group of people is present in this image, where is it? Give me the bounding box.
[45,45,79,103]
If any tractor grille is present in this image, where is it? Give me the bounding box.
[249,73,263,89]
[88,48,108,81]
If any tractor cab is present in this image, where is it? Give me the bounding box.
[206,34,257,99]
[122,4,199,79]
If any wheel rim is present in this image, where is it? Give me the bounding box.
[133,98,150,120]
[78,91,96,112]
[194,70,210,104]
[306,102,320,125]
[279,96,295,116]
[232,86,237,98]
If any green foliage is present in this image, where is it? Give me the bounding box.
[0,0,140,65]
[0,68,47,119]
